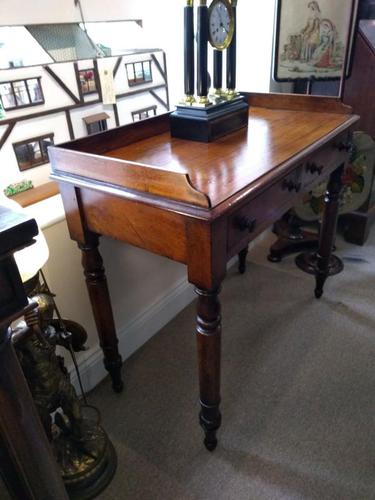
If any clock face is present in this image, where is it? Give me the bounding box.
[208,0,234,50]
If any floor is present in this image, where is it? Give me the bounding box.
[89,230,375,500]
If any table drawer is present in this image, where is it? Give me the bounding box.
[227,174,303,255]
[301,132,350,189]
[227,132,352,256]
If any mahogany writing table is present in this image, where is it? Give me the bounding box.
[50,93,358,450]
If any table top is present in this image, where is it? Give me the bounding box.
[50,93,358,213]
[105,107,354,208]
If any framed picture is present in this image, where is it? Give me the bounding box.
[273,0,358,81]
[75,66,99,99]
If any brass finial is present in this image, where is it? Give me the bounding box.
[186,0,194,6]
[199,0,207,6]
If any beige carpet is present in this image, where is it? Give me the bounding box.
[90,231,375,500]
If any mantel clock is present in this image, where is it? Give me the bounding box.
[170,0,249,142]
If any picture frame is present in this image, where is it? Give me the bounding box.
[273,0,358,82]
[74,64,100,100]
[78,68,97,95]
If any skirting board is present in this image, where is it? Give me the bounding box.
[69,276,195,394]
[69,230,271,394]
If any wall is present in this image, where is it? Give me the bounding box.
[0,0,136,25]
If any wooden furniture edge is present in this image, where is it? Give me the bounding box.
[210,114,360,216]
[245,92,353,114]
[49,147,211,209]
[58,113,171,155]
[8,181,59,208]
[359,20,375,56]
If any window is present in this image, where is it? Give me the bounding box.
[0,78,44,110]
[83,112,109,135]
[131,105,157,122]
[78,68,97,95]
[13,134,54,171]
[126,61,152,87]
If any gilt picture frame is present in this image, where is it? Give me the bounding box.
[273,0,358,81]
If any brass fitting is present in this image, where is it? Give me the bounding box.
[184,95,196,105]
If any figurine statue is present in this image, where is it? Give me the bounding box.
[12,272,116,499]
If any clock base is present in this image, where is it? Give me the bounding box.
[170,95,249,142]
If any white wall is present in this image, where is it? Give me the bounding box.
[119,0,278,102]
[0,0,136,25]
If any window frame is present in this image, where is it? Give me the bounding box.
[131,105,157,122]
[82,113,110,135]
[0,77,44,111]
[75,66,99,98]
[13,133,54,171]
[126,60,153,87]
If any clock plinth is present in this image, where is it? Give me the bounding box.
[172,0,247,142]
[170,95,248,142]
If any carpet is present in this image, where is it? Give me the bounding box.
[91,232,375,500]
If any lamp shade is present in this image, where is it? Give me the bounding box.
[0,191,49,283]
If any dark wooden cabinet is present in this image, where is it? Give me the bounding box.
[340,20,375,244]
[343,20,375,138]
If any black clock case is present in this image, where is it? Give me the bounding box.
[170,95,249,142]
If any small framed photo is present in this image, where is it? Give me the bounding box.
[273,0,358,81]
[78,68,97,95]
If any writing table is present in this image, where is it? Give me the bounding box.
[50,93,358,450]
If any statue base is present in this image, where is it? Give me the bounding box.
[55,420,117,500]
[170,95,249,142]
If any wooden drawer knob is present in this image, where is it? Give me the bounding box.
[236,216,256,233]
[337,141,353,152]
[282,179,301,193]
[306,162,323,175]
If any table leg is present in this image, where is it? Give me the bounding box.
[295,165,344,298]
[195,287,222,451]
[314,165,345,298]
[80,239,123,392]
[238,246,249,274]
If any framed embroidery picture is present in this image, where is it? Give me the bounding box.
[273,0,358,81]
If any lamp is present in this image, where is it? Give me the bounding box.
[0,190,49,282]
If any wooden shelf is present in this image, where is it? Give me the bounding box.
[10,181,59,208]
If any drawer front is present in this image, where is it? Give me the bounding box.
[227,175,303,256]
[227,132,351,257]
[301,132,350,189]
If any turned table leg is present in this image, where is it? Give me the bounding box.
[195,287,222,451]
[238,246,249,274]
[80,239,123,392]
[295,165,344,298]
